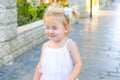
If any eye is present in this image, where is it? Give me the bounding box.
[52,26,57,30]
[45,26,50,29]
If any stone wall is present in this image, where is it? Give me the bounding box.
[0,19,47,67]
[0,0,47,67]
[69,0,113,19]
[0,0,17,42]
[0,0,17,66]
[69,0,88,18]
[11,20,47,62]
[99,0,113,9]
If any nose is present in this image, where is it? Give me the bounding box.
[49,29,54,34]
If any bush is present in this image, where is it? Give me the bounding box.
[17,0,50,26]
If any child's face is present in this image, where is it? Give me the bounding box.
[44,19,69,42]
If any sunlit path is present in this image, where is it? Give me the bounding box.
[76,2,120,80]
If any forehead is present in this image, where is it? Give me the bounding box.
[44,16,63,26]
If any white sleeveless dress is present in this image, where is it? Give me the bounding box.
[39,39,78,80]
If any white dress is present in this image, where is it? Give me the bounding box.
[39,39,78,80]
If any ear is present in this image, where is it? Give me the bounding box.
[64,25,70,33]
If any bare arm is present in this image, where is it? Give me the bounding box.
[33,42,47,80]
[33,62,42,80]
[67,40,82,80]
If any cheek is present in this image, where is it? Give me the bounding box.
[45,29,47,33]
[45,30,49,35]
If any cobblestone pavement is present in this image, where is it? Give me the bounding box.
[0,2,120,80]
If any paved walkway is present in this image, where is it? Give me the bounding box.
[0,2,120,80]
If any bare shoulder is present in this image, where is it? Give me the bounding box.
[69,40,77,46]
[40,41,48,58]
[42,41,48,48]
[68,40,78,49]
[41,41,49,51]
[67,39,79,53]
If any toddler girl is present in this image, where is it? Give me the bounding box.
[34,4,82,80]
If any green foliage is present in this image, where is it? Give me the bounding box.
[17,0,49,26]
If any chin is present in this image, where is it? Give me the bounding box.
[49,38,60,42]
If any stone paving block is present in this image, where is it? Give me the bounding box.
[79,71,101,80]
[19,69,35,80]
[100,76,120,80]
[107,71,120,77]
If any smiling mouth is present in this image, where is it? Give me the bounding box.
[49,35,56,37]
[50,36,56,37]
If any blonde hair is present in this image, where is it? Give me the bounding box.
[43,4,70,26]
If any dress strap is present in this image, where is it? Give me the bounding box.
[47,41,50,47]
[64,39,71,47]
